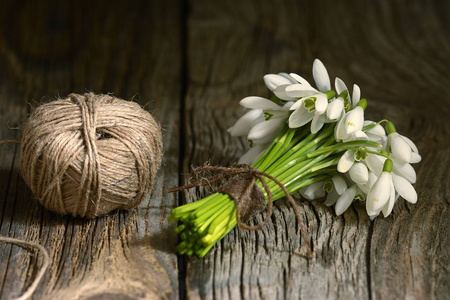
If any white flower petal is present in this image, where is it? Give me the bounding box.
[290,99,304,110]
[358,172,377,195]
[389,133,412,163]
[240,96,282,110]
[326,98,344,120]
[314,189,326,199]
[400,134,419,153]
[369,213,380,220]
[285,84,319,97]
[315,95,328,114]
[304,182,324,193]
[382,179,396,217]
[365,121,386,136]
[338,150,355,173]
[300,182,325,200]
[366,172,392,213]
[263,74,292,91]
[288,106,314,128]
[278,72,298,84]
[273,84,296,101]
[365,153,385,176]
[344,106,364,135]
[313,59,331,91]
[349,162,369,184]
[230,109,263,136]
[357,183,369,195]
[289,73,311,86]
[324,189,339,206]
[392,159,417,184]
[238,144,269,164]
[334,113,348,141]
[335,185,357,216]
[392,173,417,204]
[283,101,295,109]
[344,130,369,142]
[410,152,422,163]
[367,132,383,142]
[248,117,285,141]
[332,175,348,195]
[311,114,325,134]
[352,84,361,107]
[335,77,348,95]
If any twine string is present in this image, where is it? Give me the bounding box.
[0,142,49,299]
[0,140,21,144]
[0,237,49,300]
[167,164,312,258]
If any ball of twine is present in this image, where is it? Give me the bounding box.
[19,93,163,218]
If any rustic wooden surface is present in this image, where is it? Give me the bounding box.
[0,0,449,299]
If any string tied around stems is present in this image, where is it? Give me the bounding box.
[167,164,313,258]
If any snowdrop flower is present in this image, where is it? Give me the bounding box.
[263,72,310,101]
[363,120,387,143]
[365,151,417,184]
[229,96,291,145]
[299,181,326,200]
[335,77,361,108]
[325,77,357,122]
[356,171,378,195]
[324,174,348,206]
[366,159,418,219]
[286,59,336,133]
[348,162,369,184]
[366,159,395,218]
[386,121,421,164]
[326,95,345,121]
[335,185,358,215]
[238,143,270,165]
[337,146,371,184]
[335,98,367,141]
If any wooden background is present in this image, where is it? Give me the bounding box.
[0,0,449,299]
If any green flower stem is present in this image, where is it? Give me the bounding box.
[252,126,288,169]
[268,134,338,179]
[257,128,297,171]
[196,215,237,258]
[170,193,218,219]
[278,154,339,188]
[272,174,332,199]
[196,196,233,234]
[208,202,235,234]
[265,125,335,174]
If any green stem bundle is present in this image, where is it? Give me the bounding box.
[169,124,380,257]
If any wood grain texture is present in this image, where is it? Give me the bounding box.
[182,0,450,299]
[0,1,181,299]
[0,0,449,299]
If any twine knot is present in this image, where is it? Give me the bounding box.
[167,164,312,258]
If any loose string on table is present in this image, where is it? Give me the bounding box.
[0,236,49,300]
[1,139,49,299]
[167,164,313,258]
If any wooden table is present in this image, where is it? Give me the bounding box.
[0,1,449,299]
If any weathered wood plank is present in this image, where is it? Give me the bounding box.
[0,1,182,299]
[183,0,450,299]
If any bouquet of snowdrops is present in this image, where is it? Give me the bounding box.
[169,59,420,258]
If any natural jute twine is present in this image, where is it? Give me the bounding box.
[167,164,313,258]
[19,93,163,218]
[0,237,49,300]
